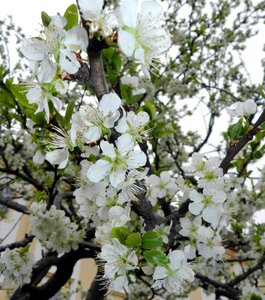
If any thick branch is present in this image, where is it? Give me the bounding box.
[0,196,28,214]
[11,249,95,300]
[0,235,34,252]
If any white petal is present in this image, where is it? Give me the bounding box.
[153,266,168,280]
[46,148,69,169]
[135,111,149,127]
[169,250,185,269]
[115,115,128,133]
[100,140,116,159]
[103,111,120,128]
[50,96,62,112]
[64,25,88,51]
[37,58,57,83]
[26,87,43,105]
[189,189,203,203]
[113,275,128,290]
[59,48,80,74]
[116,133,134,155]
[118,29,135,58]
[127,150,146,168]
[87,159,111,182]
[189,202,203,216]
[116,0,137,27]
[134,46,145,61]
[21,38,48,61]
[78,0,103,19]
[50,15,67,29]
[110,170,126,188]
[140,1,164,19]
[83,126,101,143]
[99,92,121,116]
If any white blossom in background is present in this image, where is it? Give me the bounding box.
[189,189,227,228]
[227,100,257,118]
[30,202,84,253]
[116,0,171,78]
[260,233,265,247]
[196,227,225,260]
[152,250,194,293]
[147,171,178,202]
[0,248,34,288]
[98,238,138,290]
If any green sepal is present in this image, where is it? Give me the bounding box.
[41,11,52,27]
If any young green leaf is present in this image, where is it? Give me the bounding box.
[143,250,169,266]
[64,4,78,31]
[142,231,164,249]
[111,226,132,245]
[125,233,141,248]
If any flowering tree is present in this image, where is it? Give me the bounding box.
[0,0,265,299]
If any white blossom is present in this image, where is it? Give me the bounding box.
[116,0,171,78]
[227,100,257,118]
[152,250,194,293]
[98,238,138,290]
[0,248,34,288]
[30,202,84,253]
[87,133,146,187]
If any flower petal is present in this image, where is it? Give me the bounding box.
[100,140,116,159]
[127,150,146,168]
[116,0,137,27]
[87,159,111,182]
[118,29,135,58]
[59,49,80,74]
[64,25,88,51]
[99,92,121,116]
[116,133,134,155]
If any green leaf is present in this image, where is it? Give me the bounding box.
[0,88,16,108]
[227,118,244,140]
[143,250,169,266]
[36,191,48,203]
[64,4,78,31]
[64,101,75,129]
[125,233,141,248]
[111,226,132,245]
[41,11,52,27]
[141,101,155,121]
[250,294,262,300]
[142,231,164,249]
[258,85,265,99]
[10,84,33,109]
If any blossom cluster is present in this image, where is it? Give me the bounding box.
[30,202,85,253]
[0,248,34,288]
[12,0,250,296]
[20,0,171,124]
